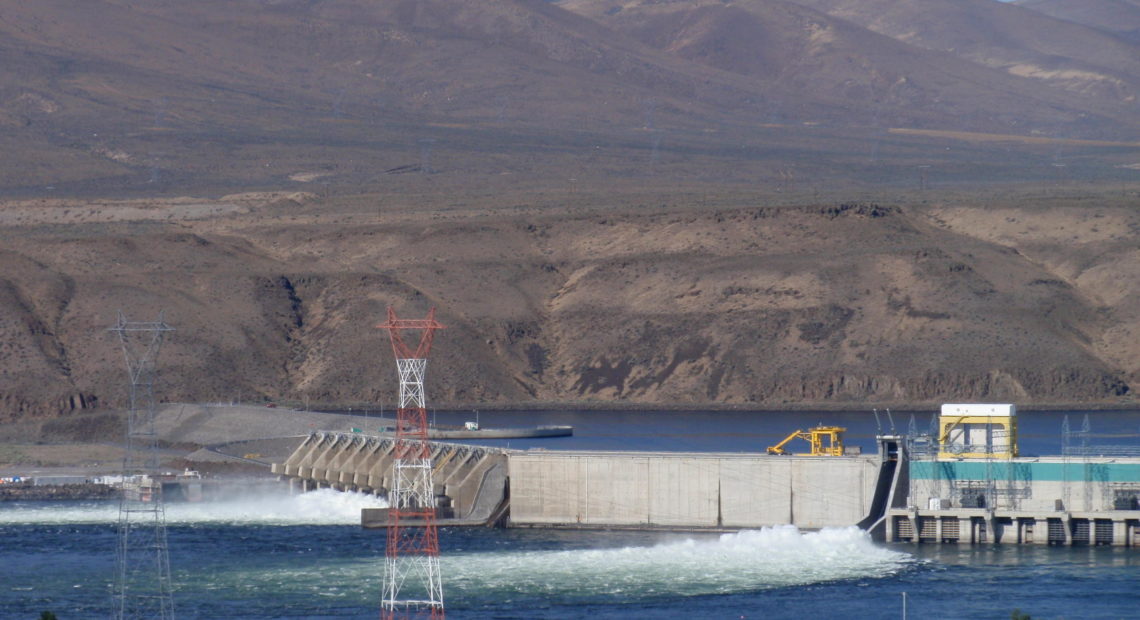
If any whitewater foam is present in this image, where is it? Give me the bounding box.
[149,525,915,607]
[446,526,913,600]
[0,488,387,526]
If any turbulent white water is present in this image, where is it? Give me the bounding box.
[0,488,388,525]
[447,526,913,600]
[177,525,915,606]
[1,493,912,602]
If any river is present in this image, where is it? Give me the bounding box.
[3,408,1139,618]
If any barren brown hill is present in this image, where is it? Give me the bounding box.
[0,0,1136,197]
[0,0,755,192]
[1,1,1139,420]
[1016,0,1140,40]
[560,0,1131,134]
[783,0,1140,115]
[1,188,1136,418]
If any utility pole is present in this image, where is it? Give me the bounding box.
[377,307,446,619]
[109,311,175,620]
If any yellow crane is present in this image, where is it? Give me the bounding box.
[767,426,847,456]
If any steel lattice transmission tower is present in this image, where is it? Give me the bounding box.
[109,311,176,620]
[378,307,446,620]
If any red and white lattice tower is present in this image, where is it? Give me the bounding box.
[109,312,175,620]
[378,307,445,620]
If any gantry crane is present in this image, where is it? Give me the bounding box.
[767,425,847,456]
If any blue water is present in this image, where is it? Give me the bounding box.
[3,513,1139,619]
[423,408,1140,456]
[3,410,1139,619]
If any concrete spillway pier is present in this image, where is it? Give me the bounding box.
[271,433,510,525]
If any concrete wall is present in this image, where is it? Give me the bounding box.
[275,435,888,531]
[508,451,881,530]
[907,457,1140,513]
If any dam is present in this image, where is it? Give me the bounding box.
[506,449,889,530]
[887,457,1140,546]
[270,433,510,524]
[271,404,1140,544]
[887,404,1140,546]
[273,431,901,531]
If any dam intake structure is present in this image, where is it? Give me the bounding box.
[887,405,1140,547]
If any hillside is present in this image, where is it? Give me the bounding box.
[1016,0,1140,39]
[0,0,1136,198]
[560,0,1134,135]
[0,0,1138,418]
[1,188,1136,418]
[783,0,1140,114]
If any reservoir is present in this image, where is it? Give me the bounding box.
[416,407,1140,456]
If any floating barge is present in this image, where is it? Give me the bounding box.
[425,424,572,440]
[359,423,573,440]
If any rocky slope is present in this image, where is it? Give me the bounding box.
[1016,0,1140,40]
[0,0,1137,418]
[783,0,1140,103]
[1,189,1135,417]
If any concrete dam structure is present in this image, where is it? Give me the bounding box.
[887,404,1140,546]
[887,457,1140,546]
[271,433,510,524]
[271,404,1140,545]
[508,450,886,530]
[273,431,900,532]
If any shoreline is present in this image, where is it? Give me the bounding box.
[0,483,117,502]
[4,404,1136,479]
[304,401,1140,415]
